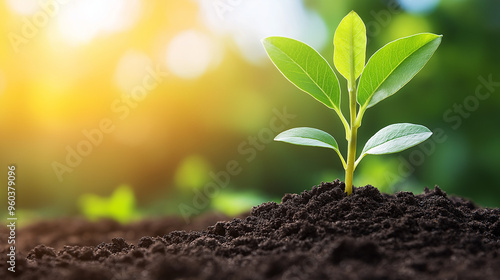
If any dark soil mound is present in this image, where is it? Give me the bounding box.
[2,180,500,280]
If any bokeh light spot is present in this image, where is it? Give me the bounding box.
[174,155,212,190]
[166,30,220,79]
[56,0,142,45]
[398,0,440,14]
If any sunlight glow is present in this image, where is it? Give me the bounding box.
[197,0,327,64]
[166,30,221,79]
[6,0,39,15]
[56,0,142,45]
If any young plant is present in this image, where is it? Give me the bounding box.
[262,11,442,195]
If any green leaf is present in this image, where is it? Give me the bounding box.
[262,37,341,110]
[357,33,442,109]
[275,127,346,168]
[275,127,339,151]
[360,123,432,157]
[333,11,366,83]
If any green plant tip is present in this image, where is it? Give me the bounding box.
[262,11,441,195]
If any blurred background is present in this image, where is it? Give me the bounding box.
[1,0,499,225]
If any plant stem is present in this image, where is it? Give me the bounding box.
[344,81,359,195]
[345,126,357,195]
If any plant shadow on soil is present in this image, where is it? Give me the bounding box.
[1,180,500,280]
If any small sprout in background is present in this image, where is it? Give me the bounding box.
[175,155,271,216]
[78,185,139,223]
[262,11,442,195]
[211,191,271,216]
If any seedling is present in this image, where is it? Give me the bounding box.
[262,11,441,195]
[79,185,139,223]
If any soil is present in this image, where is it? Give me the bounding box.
[1,180,500,280]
